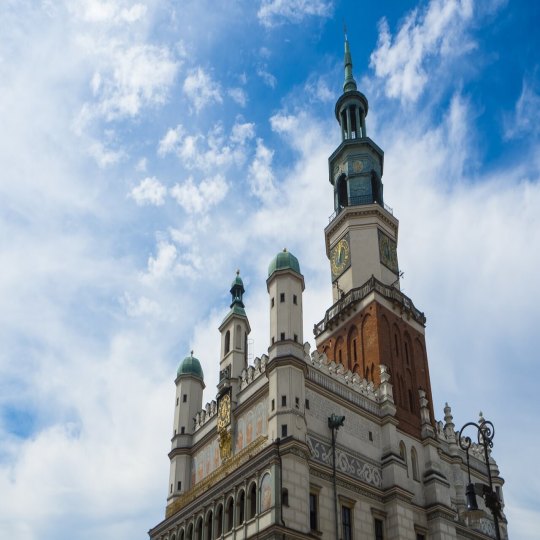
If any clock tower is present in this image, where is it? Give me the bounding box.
[316,37,435,438]
[326,37,399,303]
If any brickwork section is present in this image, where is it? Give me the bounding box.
[317,299,435,438]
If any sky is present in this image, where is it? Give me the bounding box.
[1,0,539,538]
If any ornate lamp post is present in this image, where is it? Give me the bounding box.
[328,414,345,540]
[458,417,502,540]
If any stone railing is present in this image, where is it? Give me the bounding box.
[313,276,426,337]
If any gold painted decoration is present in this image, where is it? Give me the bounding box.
[217,393,231,431]
[218,429,232,461]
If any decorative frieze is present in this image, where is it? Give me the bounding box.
[307,434,382,488]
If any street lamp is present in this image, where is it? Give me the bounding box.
[328,414,345,540]
[458,417,502,540]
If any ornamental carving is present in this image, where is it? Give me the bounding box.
[307,435,382,488]
[219,429,232,461]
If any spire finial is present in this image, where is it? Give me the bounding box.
[236,269,240,276]
[190,349,194,357]
[343,28,357,93]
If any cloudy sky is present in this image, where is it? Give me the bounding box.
[1,0,539,538]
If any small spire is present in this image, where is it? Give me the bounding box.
[343,30,357,93]
[190,350,194,357]
[236,269,240,275]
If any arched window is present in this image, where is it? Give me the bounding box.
[347,326,359,372]
[225,497,234,532]
[195,517,203,540]
[186,523,193,540]
[178,529,184,540]
[205,510,213,540]
[248,482,257,519]
[215,504,223,537]
[411,447,419,481]
[399,441,408,476]
[236,490,245,525]
[224,330,230,354]
[171,534,176,540]
[334,336,345,366]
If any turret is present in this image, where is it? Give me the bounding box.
[266,249,305,358]
[168,352,204,502]
[218,271,251,392]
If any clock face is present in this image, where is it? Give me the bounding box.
[217,394,231,431]
[378,230,398,274]
[330,234,351,281]
[353,160,363,173]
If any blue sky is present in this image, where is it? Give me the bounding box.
[1,0,539,538]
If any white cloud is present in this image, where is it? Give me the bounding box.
[88,140,124,168]
[158,124,185,156]
[504,80,540,139]
[70,1,148,24]
[257,0,333,27]
[305,75,334,102]
[170,174,229,214]
[135,157,147,172]
[130,177,167,206]
[230,121,255,145]
[248,139,277,202]
[183,67,223,113]
[256,67,277,88]
[370,0,475,102]
[145,240,178,279]
[87,44,179,120]
[228,87,247,107]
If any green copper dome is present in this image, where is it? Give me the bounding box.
[231,271,244,289]
[268,248,301,277]
[177,352,204,381]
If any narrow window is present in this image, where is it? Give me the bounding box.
[394,334,399,356]
[226,498,234,532]
[416,535,425,540]
[216,505,223,537]
[183,394,187,403]
[305,399,310,410]
[293,294,297,305]
[408,389,414,412]
[271,297,275,308]
[309,493,318,531]
[248,483,257,518]
[295,397,299,408]
[338,350,343,364]
[271,399,275,411]
[411,447,419,481]
[225,329,231,354]
[405,341,410,365]
[369,431,373,441]
[177,481,182,490]
[353,339,357,362]
[280,292,285,302]
[174,429,176,435]
[237,490,245,525]
[280,332,285,341]
[282,488,289,506]
[176,397,179,406]
[281,395,286,406]
[294,333,298,342]
[342,506,352,540]
[281,424,288,437]
[272,336,275,344]
[181,426,185,434]
[374,518,384,540]
[170,484,173,493]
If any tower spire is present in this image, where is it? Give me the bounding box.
[343,30,357,93]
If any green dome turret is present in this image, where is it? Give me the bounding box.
[177,351,204,381]
[268,248,302,278]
